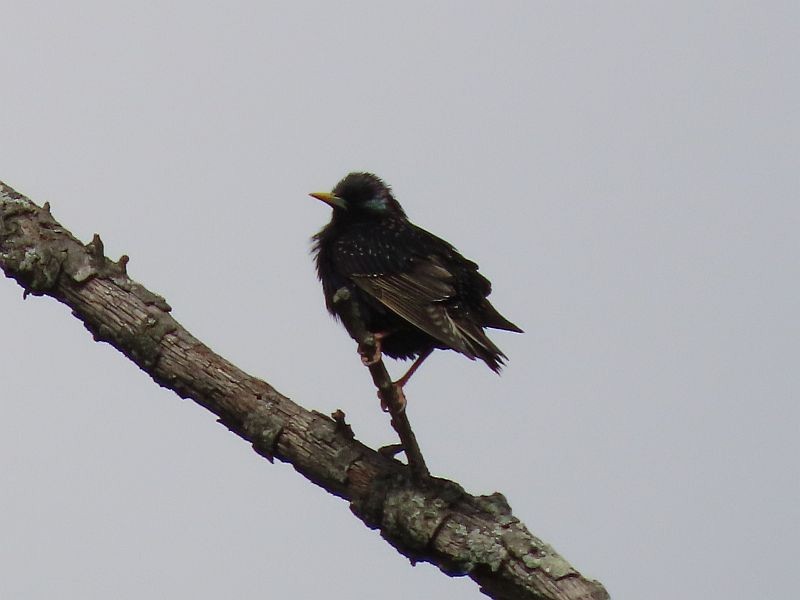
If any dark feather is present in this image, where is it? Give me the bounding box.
[311,172,522,373]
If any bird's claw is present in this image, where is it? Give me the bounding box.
[358,332,385,366]
[379,383,407,413]
[360,348,381,366]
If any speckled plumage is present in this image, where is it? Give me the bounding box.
[311,172,522,373]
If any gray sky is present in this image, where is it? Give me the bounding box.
[1,3,797,599]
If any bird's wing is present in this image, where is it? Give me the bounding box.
[350,259,480,357]
[332,222,512,362]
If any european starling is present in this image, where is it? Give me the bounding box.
[310,172,522,392]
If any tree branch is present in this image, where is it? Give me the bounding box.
[0,181,609,600]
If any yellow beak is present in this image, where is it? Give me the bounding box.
[309,192,347,210]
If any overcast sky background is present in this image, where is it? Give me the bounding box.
[1,3,797,599]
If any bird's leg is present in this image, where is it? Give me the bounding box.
[379,347,434,413]
[358,331,387,366]
[394,347,434,389]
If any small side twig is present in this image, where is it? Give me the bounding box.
[332,287,429,479]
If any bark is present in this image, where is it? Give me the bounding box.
[0,181,610,600]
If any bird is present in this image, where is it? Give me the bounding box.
[310,172,522,404]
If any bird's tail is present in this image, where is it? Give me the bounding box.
[454,318,510,374]
[480,300,524,333]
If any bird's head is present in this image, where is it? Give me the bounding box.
[310,172,406,221]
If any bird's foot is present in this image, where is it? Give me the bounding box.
[378,382,407,414]
[358,332,386,366]
[361,351,379,366]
